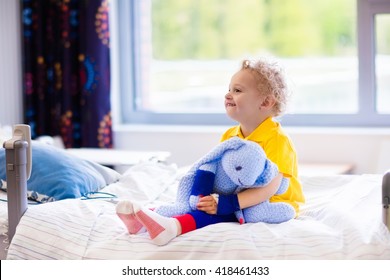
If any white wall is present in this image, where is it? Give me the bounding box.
[0,0,23,126]
[113,125,390,175]
[289,127,390,174]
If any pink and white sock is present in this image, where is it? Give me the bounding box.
[116,200,145,234]
[133,203,178,246]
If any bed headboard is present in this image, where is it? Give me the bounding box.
[383,170,390,231]
[3,125,31,241]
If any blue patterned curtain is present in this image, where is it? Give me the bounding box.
[22,0,112,148]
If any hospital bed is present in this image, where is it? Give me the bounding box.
[1,125,390,259]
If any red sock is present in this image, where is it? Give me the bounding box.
[175,214,197,234]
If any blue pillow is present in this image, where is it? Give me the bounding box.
[0,141,121,202]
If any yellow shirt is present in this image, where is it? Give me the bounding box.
[220,117,305,214]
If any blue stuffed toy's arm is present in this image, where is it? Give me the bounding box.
[214,193,241,215]
[275,177,290,194]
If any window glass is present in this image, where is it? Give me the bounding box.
[375,14,390,114]
[136,0,357,114]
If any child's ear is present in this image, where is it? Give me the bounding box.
[259,95,276,109]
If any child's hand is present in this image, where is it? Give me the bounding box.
[196,195,217,214]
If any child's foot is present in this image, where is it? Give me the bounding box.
[133,203,178,246]
[116,200,145,234]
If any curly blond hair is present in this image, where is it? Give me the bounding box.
[241,59,290,117]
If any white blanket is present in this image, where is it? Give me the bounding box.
[5,163,390,259]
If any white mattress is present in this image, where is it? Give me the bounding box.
[0,190,8,260]
[4,163,390,260]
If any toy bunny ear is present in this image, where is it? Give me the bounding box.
[190,137,246,171]
[255,159,279,186]
[204,137,246,163]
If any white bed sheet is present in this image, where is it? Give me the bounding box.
[0,190,9,260]
[5,163,390,260]
[0,191,7,235]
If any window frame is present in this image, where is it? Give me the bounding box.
[113,0,390,127]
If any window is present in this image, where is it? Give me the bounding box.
[112,0,390,126]
[375,14,390,113]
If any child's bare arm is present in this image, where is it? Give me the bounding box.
[237,173,282,209]
[197,173,283,215]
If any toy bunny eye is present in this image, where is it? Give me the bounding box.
[235,166,242,171]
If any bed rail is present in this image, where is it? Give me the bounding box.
[383,170,390,231]
[3,125,31,241]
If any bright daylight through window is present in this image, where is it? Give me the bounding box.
[375,14,390,114]
[141,0,358,114]
[113,0,390,126]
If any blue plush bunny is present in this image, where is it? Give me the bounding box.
[155,137,295,224]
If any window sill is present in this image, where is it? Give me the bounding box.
[114,123,390,135]
[114,123,229,134]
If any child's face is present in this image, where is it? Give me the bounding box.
[225,69,265,124]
